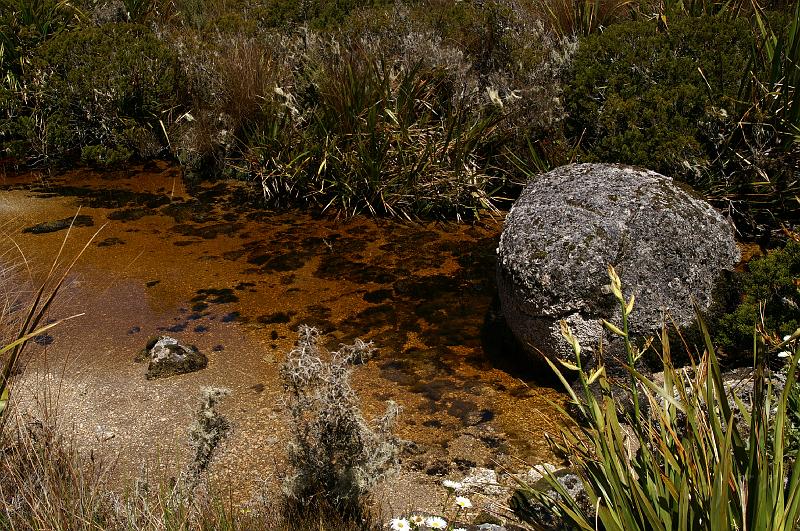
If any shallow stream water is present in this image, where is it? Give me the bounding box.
[0,161,565,511]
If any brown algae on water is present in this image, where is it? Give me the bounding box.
[0,162,566,509]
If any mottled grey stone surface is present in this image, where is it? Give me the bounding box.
[145,336,207,379]
[496,163,740,366]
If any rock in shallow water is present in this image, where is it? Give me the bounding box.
[22,214,94,234]
[496,163,739,368]
[143,336,207,379]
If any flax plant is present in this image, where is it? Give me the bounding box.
[748,0,800,145]
[656,0,749,19]
[247,48,506,219]
[537,0,636,37]
[518,265,800,530]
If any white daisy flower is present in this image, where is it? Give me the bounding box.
[442,479,463,491]
[409,514,426,527]
[425,516,448,529]
[454,496,473,508]
[389,517,411,531]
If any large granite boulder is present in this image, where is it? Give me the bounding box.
[496,163,739,368]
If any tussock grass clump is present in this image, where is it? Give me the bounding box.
[280,325,400,519]
[0,408,119,530]
[516,265,800,530]
[245,45,506,218]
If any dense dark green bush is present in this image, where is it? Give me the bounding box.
[0,0,85,160]
[716,240,800,353]
[0,0,83,86]
[20,23,181,162]
[80,144,133,167]
[565,15,754,180]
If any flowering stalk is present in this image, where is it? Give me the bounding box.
[604,264,641,420]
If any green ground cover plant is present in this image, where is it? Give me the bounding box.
[716,239,800,353]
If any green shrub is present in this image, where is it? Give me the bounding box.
[80,143,132,167]
[565,15,754,180]
[716,240,800,353]
[0,0,84,159]
[258,0,397,30]
[22,23,181,162]
[171,0,397,31]
[0,0,83,89]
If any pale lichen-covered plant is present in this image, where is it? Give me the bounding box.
[183,386,231,494]
[280,325,400,514]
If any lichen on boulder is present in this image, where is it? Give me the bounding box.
[496,163,740,369]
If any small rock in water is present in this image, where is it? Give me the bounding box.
[142,336,207,379]
[97,237,125,247]
[32,333,54,346]
[94,426,115,441]
[22,215,94,234]
[461,467,505,496]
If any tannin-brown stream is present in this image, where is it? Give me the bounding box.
[0,161,565,512]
